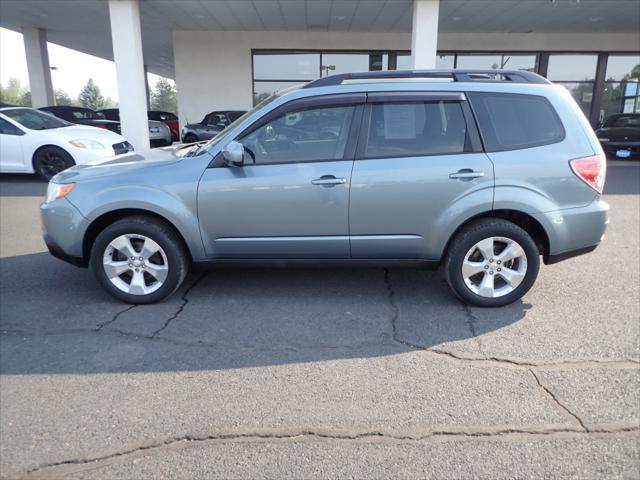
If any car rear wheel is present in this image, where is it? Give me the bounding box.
[33,146,75,181]
[90,216,189,304]
[444,219,540,307]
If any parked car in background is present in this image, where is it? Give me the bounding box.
[39,106,121,134]
[0,106,132,180]
[181,110,246,143]
[98,108,172,147]
[148,110,179,142]
[595,113,640,159]
[41,70,608,307]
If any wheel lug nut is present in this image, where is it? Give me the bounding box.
[484,265,489,270]
[497,267,501,271]
[128,263,132,267]
[489,271,494,275]
[497,260,501,264]
[489,258,494,263]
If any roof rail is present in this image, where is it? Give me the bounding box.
[302,69,551,89]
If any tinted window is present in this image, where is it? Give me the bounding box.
[468,93,565,152]
[239,105,355,164]
[364,101,468,158]
[0,117,21,135]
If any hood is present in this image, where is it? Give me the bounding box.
[53,145,183,183]
[45,124,125,144]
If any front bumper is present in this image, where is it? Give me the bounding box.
[41,197,89,268]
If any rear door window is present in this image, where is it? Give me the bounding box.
[468,92,565,152]
[363,101,469,158]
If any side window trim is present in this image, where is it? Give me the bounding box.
[355,94,481,161]
[236,93,367,140]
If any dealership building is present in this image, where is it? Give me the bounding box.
[1,0,639,151]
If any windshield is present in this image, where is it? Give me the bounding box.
[604,114,640,128]
[71,109,105,120]
[3,108,72,130]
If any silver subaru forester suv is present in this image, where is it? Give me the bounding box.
[41,69,609,307]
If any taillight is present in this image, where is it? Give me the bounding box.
[96,124,108,129]
[570,154,606,193]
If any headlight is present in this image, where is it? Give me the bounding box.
[69,139,105,150]
[45,182,75,203]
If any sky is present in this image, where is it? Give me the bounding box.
[0,27,170,101]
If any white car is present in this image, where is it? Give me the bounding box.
[0,106,133,181]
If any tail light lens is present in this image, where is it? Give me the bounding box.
[96,124,108,129]
[570,153,606,193]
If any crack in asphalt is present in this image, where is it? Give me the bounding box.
[94,305,137,331]
[529,368,589,432]
[383,268,424,350]
[460,302,486,358]
[22,425,640,478]
[149,272,208,338]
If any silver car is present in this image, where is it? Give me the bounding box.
[41,69,609,307]
[97,108,172,147]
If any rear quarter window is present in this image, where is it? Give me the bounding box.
[468,92,565,152]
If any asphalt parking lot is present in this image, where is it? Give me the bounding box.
[0,162,639,479]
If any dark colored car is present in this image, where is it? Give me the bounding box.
[181,110,246,143]
[595,113,640,159]
[39,106,121,134]
[148,110,179,142]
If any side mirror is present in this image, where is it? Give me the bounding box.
[222,140,244,167]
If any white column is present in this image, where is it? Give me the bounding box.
[108,0,150,151]
[411,0,440,69]
[22,28,54,108]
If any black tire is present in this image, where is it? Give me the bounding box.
[33,146,75,181]
[183,134,198,144]
[444,218,540,308]
[90,216,189,304]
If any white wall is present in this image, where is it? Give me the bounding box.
[173,30,640,129]
[173,30,409,127]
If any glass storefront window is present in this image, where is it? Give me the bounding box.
[557,82,594,115]
[321,53,371,77]
[547,54,598,81]
[605,55,640,81]
[456,54,536,71]
[253,52,320,81]
[253,81,303,105]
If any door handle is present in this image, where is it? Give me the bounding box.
[311,175,347,186]
[449,169,485,180]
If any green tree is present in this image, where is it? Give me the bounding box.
[150,77,177,113]
[0,78,29,106]
[78,78,105,110]
[54,89,74,106]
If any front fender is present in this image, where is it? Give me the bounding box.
[69,184,207,261]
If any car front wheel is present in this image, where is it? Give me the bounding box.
[90,216,189,304]
[444,219,540,307]
[33,146,75,181]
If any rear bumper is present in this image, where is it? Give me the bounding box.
[534,199,609,265]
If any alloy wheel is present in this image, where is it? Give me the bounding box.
[461,236,528,298]
[102,234,169,295]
